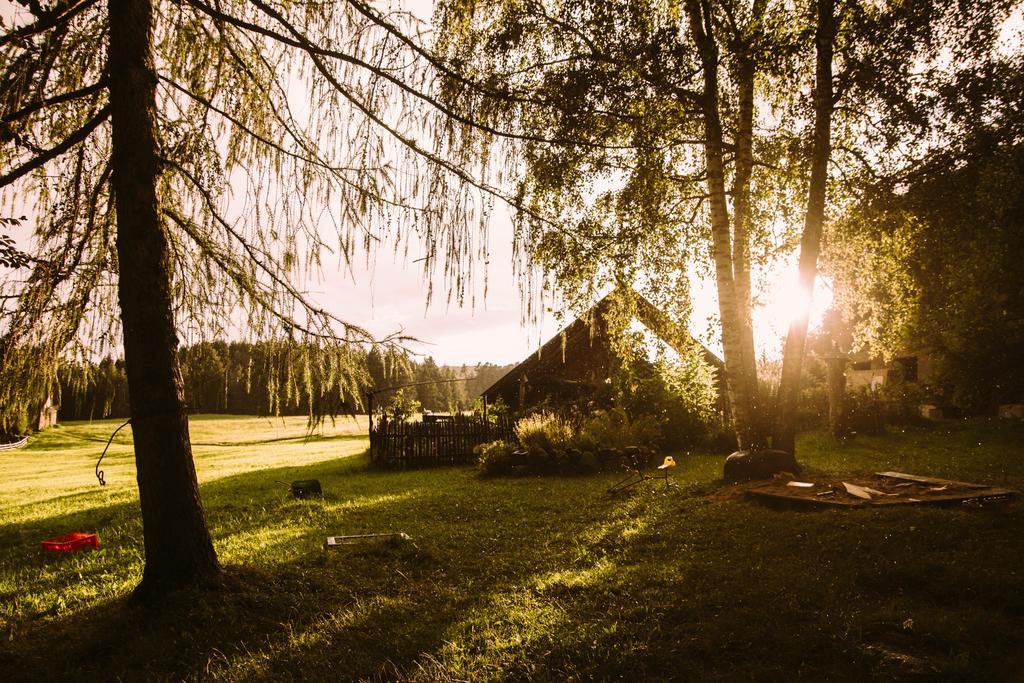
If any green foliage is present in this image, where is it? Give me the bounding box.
[52,342,515,421]
[829,73,1024,413]
[0,345,53,435]
[609,352,719,450]
[489,405,664,476]
[58,357,130,421]
[577,408,661,452]
[873,382,932,425]
[797,373,932,435]
[0,216,27,269]
[797,383,829,431]
[382,388,421,422]
[476,434,603,476]
[473,439,516,476]
[843,389,887,436]
[481,395,509,419]
[514,410,576,453]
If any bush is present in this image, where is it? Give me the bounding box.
[474,440,517,476]
[875,382,932,424]
[483,406,686,477]
[610,355,719,450]
[845,389,886,435]
[797,384,830,430]
[514,411,575,452]
[702,425,738,454]
[578,407,661,451]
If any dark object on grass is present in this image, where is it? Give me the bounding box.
[41,532,99,554]
[724,449,800,483]
[276,479,323,498]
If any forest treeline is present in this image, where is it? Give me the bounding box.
[58,341,514,421]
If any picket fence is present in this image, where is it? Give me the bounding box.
[369,414,515,468]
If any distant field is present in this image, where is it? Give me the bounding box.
[1,416,1023,681]
[0,415,368,525]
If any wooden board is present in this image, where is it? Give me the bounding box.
[744,472,1018,509]
[747,487,1017,507]
[875,471,988,489]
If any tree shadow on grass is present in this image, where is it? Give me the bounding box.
[1,453,664,681]
[7,440,1024,681]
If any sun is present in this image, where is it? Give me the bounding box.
[686,257,834,361]
[752,268,834,358]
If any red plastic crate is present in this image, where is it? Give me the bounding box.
[41,532,99,554]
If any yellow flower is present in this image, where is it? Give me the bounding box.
[658,456,676,469]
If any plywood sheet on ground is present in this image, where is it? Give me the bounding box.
[745,471,1018,508]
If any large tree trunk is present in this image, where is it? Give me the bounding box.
[729,0,766,323]
[108,0,219,598]
[729,28,765,449]
[685,0,767,449]
[773,0,835,456]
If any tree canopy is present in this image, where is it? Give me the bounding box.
[432,0,1019,449]
[0,0,534,596]
[827,52,1024,412]
[0,0,525,432]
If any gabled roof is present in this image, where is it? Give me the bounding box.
[628,291,724,371]
[480,286,723,402]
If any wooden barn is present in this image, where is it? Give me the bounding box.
[481,287,727,415]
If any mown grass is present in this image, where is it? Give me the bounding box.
[1,416,1022,681]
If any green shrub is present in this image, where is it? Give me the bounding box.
[578,407,661,451]
[845,389,886,434]
[609,354,718,450]
[797,384,829,430]
[702,425,738,454]
[875,382,932,423]
[486,408,670,477]
[514,411,575,452]
[474,440,517,475]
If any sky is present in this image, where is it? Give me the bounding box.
[307,208,547,366]
[304,199,835,366]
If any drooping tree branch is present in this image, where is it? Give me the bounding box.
[0,104,109,188]
[1,79,108,126]
[0,0,98,48]
[180,0,638,151]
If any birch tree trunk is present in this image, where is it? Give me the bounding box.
[108,0,220,598]
[773,0,836,456]
[685,0,767,449]
[729,6,767,448]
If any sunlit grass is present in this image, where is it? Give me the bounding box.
[0,414,368,525]
[1,416,1022,680]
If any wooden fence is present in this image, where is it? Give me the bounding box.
[369,414,516,469]
[0,436,28,452]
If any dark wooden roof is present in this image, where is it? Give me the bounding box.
[480,287,723,405]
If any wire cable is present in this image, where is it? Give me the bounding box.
[95,419,131,486]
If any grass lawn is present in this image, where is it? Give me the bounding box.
[1,416,1022,681]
